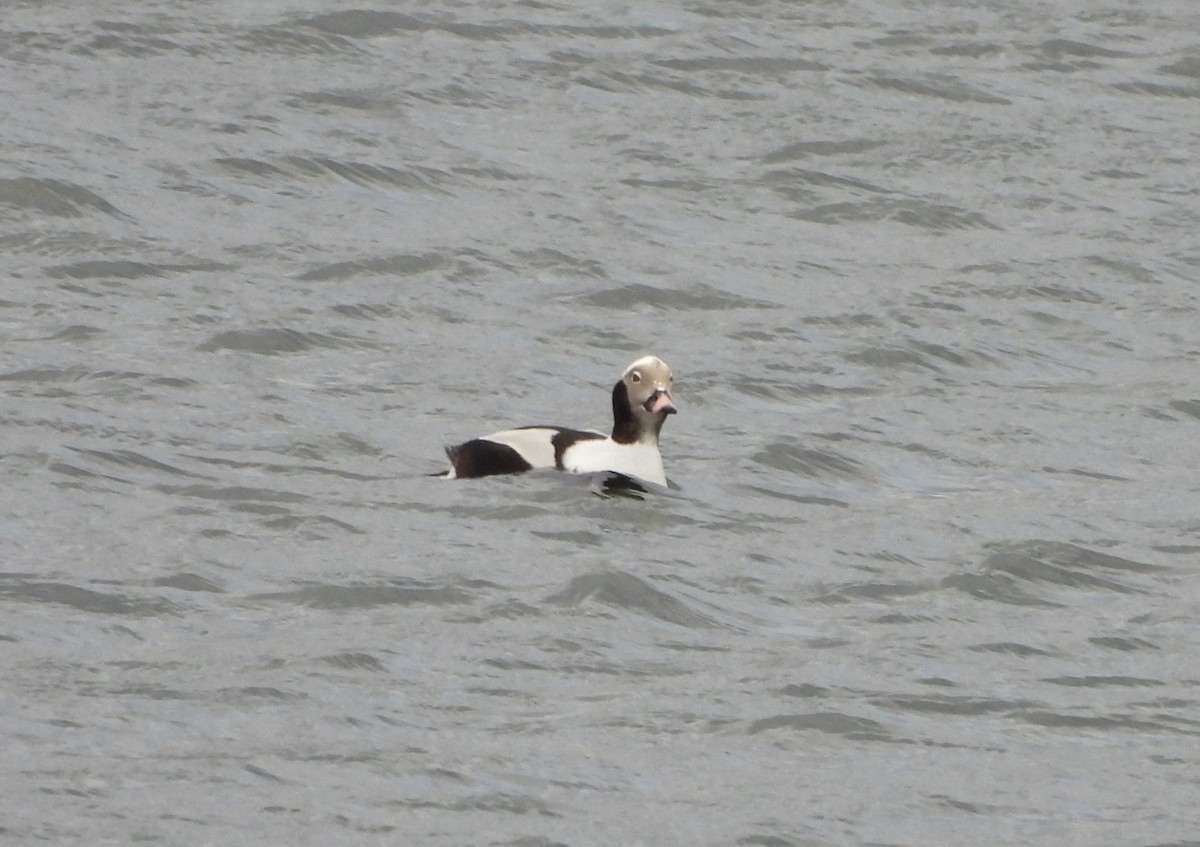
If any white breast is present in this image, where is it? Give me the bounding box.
[560,438,666,487]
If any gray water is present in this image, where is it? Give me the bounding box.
[3,1,1199,844]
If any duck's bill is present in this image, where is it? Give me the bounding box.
[645,390,676,415]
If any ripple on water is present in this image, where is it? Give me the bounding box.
[751,439,869,480]
[545,570,717,629]
[0,176,127,219]
[64,446,209,480]
[152,573,225,593]
[233,23,359,56]
[746,712,892,741]
[212,156,455,193]
[296,252,447,281]
[196,327,374,354]
[0,576,183,617]
[44,260,230,279]
[870,693,1039,718]
[251,579,477,609]
[942,540,1167,607]
[296,10,431,38]
[858,73,1012,105]
[570,282,779,311]
[790,197,999,231]
[1167,399,1200,420]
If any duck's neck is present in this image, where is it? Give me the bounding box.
[611,381,660,445]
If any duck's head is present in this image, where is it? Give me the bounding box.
[612,355,675,443]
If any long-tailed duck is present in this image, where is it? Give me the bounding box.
[442,355,676,486]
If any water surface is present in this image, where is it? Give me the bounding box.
[3,1,1200,844]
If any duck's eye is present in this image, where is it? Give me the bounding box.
[669,374,674,383]
[630,371,641,383]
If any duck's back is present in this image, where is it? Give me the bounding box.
[445,426,605,479]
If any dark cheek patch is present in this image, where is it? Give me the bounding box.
[610,380,638,444]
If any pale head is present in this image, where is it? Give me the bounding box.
[612,355,676,443]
